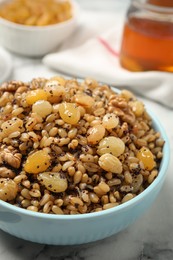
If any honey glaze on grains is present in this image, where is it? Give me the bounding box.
[120,15,173,72]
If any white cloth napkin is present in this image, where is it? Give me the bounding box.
[43,13,173,109]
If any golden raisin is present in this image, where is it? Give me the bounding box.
[87,125,105,144]
[32,100,52,118]
[26,89,48,105]
[98,153,123,174]
[1,117,23,136]
[44,80,65,103]
[37,172,68,193]
[75,94,95,108]
[130,101,144,117]
[102,113,119,129]
[50,76,66,86]
[137,147,156,170]
[24,150,51,174]
[59,102,80,125]
[97,136,125,157]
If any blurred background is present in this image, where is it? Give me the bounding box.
[75,0,130,12]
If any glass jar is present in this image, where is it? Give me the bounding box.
[119,0,173,72]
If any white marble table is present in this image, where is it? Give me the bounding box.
[0,1,173,259]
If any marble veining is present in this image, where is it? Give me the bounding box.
[0,0,173,259]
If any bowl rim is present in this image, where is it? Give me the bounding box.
[0,0,79,31]
[0,88,170,220]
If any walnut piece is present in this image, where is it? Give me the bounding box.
[0,178,18,201]
[0,167,16,178]
[0,148,22,169]
[0,81,29,92]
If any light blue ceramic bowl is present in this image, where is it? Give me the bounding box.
[0,101,170,245]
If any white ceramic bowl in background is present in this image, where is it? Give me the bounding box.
[0,0,79,57]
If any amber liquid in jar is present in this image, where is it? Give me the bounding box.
[120,7,173,72]
[147,0,173,7]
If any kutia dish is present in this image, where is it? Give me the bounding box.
[0,77,169,244]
